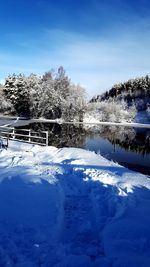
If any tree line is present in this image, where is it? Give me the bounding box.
[91,75,150,111]
[1,71,150,123]
[0,67,86,121]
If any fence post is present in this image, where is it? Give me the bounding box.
[12,128,15,139]
[29,129,31,142]
[6,137,9,147]
[45,131,48,146]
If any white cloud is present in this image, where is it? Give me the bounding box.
[1,26,150,98]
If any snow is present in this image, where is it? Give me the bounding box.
[0,141,150,266]
[83,116,150,128]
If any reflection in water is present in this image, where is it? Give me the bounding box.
[87,125,150,156]
[15,122,150,175]
[28,123,86,148]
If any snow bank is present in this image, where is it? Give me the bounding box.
[0,141,150,267]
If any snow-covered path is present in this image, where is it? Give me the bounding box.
[0,142,150,266]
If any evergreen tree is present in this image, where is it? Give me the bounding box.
[4,74,30,116]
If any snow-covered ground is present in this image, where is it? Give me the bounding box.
[83,114,150,128]
[0,141,150,266]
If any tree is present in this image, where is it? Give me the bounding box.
[27,74,42,118]
[90,75,150,111]
[62,84,86,121]
[3,67,87,121]
[4,74,30,116]
[0,84,14,114]
[85,99,136,123]
[37,71,62,119]
[54,66,70,99]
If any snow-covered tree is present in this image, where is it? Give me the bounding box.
[4,74,30,116]
[27,74,42,118]
[91,75,150,112]
[38,68,86,120]
[85,99,136,123]
[62,84,86,121]
[54,66,70,100]
[3,67,87,120]
[37,71,63,119]
[0,84,14,114]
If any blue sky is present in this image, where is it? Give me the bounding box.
[0,0,150,97]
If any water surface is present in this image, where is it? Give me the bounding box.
[15,122,150,176]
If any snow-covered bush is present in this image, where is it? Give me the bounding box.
[85,100,136,123]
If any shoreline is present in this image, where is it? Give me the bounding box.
[0,115,150,128]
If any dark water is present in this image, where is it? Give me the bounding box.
[15,122,150,176]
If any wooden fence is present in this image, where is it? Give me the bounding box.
[0,126,49,147]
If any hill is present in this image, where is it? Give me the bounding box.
[91,75,150,111]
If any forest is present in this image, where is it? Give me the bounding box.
[0,66,86,121]
[91,75,150,111]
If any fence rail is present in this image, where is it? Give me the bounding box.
[0,126,49,147]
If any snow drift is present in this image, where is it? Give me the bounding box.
[0,141,150,267]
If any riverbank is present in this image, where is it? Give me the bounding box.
[0,141,150,266]
[1,115,150,129]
